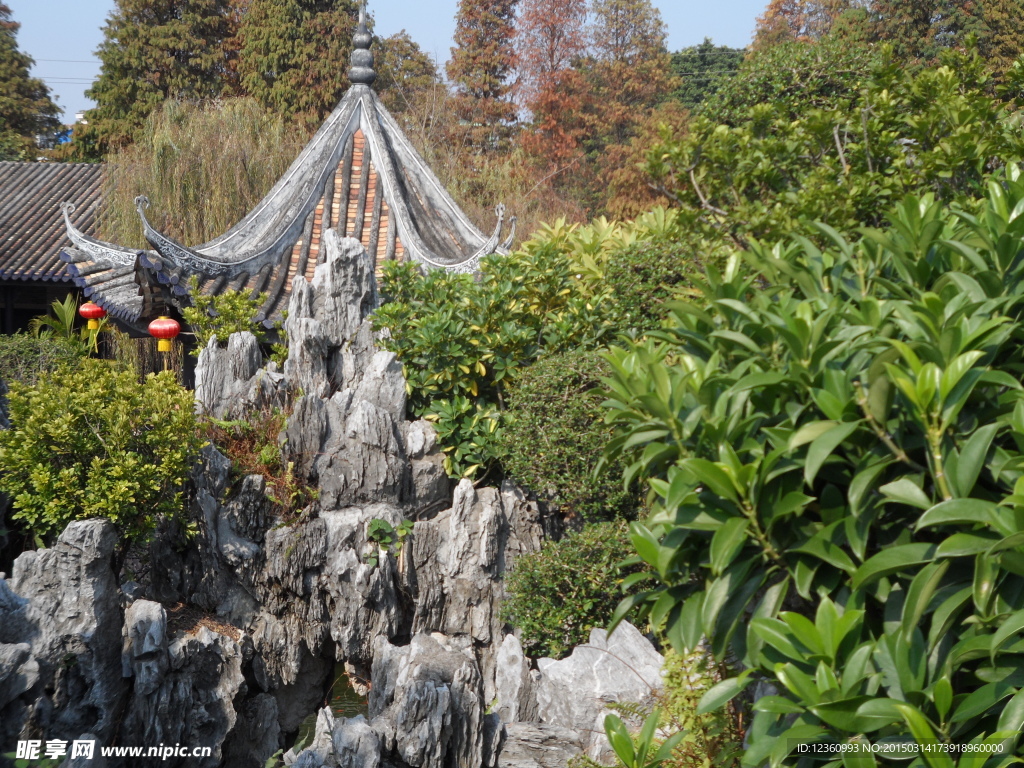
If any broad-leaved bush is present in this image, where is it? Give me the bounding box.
[603,168,1024,760]
[0,360,202,543]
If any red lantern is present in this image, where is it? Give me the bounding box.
[79,301,106,330]
[148,316,181,353]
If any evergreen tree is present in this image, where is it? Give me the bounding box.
[374,31,440,114]
[235,0,359,124]
[0,3,60,160]
[669,38,744,110]
[932,0,985,51]
[84,0,235,155]
[446,0,519,153]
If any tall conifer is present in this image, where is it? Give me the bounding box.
[0,3,60,159]
[235,0,359,124]
[85,0,235,155]
[446,0,519,153]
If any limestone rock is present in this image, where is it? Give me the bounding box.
[494,634,536,724]
[119,626,246,768]
[121,600,168,696]
[497,724,583,768]
[195,332,285,419]
[534,622,663,759]
[371,634,487,768]
[332,715,380,768]
[11,519,127,743]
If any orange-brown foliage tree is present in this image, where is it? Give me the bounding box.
[446,0,520,154]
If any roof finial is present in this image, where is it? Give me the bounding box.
[349,0,376,86]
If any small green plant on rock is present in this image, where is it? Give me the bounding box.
[365,517,414,568]
[201,409,317,516]
[182,276,269,354]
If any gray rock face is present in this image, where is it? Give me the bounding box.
[10,519,127,743]
[371,633,488,768]
[195,332,286,420]
[534,622,663,759]
[120,624,246,767]
[497,724,583,768]
[495,635,536,725]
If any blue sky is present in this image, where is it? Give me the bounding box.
[14,0,767,121]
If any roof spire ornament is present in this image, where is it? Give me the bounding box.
[349,0,376,86]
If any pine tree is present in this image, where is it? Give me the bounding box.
[374,31,440,114]
[235,0,359,124]
[84,0,235,155]
[446,0,519,153]
[670,38,744,109]
[0,3,60,160]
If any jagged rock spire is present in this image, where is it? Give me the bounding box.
[349,0,376,86]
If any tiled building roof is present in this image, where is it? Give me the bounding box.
[0,161,104,282]
[59,9,513,333]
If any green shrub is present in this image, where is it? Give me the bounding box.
[499,349,639,522]
[182,278,269,355]
[374,236,615,478]
[604,241,701,333]
[0,333,83,386]
[0,359,202,543]
[602,169,1024,760]
[502,521,645,659]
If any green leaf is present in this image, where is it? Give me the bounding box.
[990,609,1024,660]
[917,499,1014,537]
[805,421,861,486]
[790,420,841,449]
[932,678,952,723]
[812,696,898,733]
[894,702,953,768]
[955,423,999,496]
[879,477,932,509]
[950,680,1015,724]
[709,517,750,575]
[679,458,738,502]
[851,544,937,590]
[900,561,948,644]
[697,672,753,715]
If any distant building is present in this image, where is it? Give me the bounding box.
[60,10,514,335]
